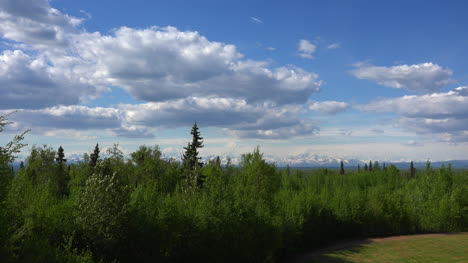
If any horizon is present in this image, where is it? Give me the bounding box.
[1,0,468,163]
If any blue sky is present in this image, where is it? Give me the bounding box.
[1,0,468,164]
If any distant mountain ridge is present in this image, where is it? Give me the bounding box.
[11,153,468,169]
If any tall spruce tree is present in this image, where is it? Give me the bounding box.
[340,161,345,175]
[364,163,368,171]
[182,123,204,189]
[357,164,361,172]
[410,161,416,177]
[56,146,67,163]
[369,160,373,171]
[89,143,100,168]
[55,146,69,196]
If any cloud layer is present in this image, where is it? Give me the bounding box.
[359,87,468,142]
[0,0,81,47]
[0,50,98,109]
[308,101,349,114]
[0,0,327,139]
[74,27,322,105]
[352,62,453,92]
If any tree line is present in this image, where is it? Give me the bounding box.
[0,115,467,262]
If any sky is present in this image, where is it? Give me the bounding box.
[1,0,468,164]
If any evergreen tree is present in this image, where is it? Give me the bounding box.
[55,146,69,196]
[369,160,373,171]
[364,163,368,171]
[383,162,386,171]
[340,161,345,175]
[410,161,416,177]
[357,164,361,172]
[89,143,100,168]
[215,156,221,168]
[56,146,67,163]
[20,161,24,169]
[182,123,204,189]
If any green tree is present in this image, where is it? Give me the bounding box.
[56,146,67,163]
[182,123,204,189]
[340,161,345,175]
[425,160,432,172]
[357,164,361,172]
[89,143,100,168]
[369,160,373,171]
[410,161,416,177]
[75,161,129,259]
[364,163,368,171]
[107,143,124,163]
[236,147,280,203]
[25,145,56,185]
[54,146,69,196]
[373,161,380,171]
[0,114,29,200]
[129,145,176,191]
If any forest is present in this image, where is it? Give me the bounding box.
[0,115,467,263]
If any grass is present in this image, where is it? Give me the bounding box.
[310,234,468,263]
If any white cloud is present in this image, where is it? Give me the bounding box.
[73,27,322,105]
[351,62,453,92]
[359,87,468,142]
[121,97,317,139]
[358,87,468,118]
[308,100,349,114]
[8,106,122,130]
[0,0,325,140]
[3,97,319,139]
[0,50,100,109]
[0,0,82,48]
[297,39,316,59]
[250,17,263,24]
[225,120,318,139]
[327,43,340,49]
[402,140,423,147]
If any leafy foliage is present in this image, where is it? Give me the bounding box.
[0,119,467,262]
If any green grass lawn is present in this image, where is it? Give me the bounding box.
[310,234,468,263]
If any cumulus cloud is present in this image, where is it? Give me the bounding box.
[297,39,316,59]
[358,87,468,119]
[0,0,324,140]
[359,87,468,142]
[0,0,82,47]
[351,62,453,92]
[0,50,99,109]
[226,120,319,139]
[121,97,317,139]
[308,100,349,114]
[73,27,321,105]
[3,98,319,139]
[8,106,122,130]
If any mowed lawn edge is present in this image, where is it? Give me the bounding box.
[288,233,468,263]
